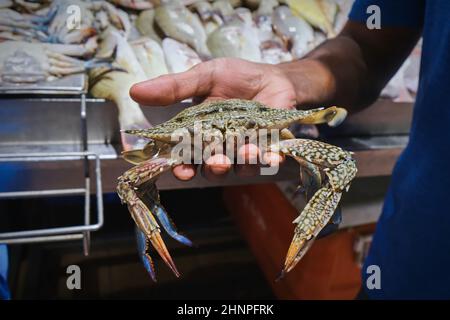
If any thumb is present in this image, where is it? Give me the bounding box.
[130,61,215,106]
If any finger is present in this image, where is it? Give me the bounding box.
[263,152,285,167]
[204,154,232,175]
[130,62,214,106]
[237,144,259,164]
[172,164,197,181]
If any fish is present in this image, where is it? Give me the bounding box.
[89,28,152,151]
[254,0,279,43]
[272,6,315,59]
[162,37,202,74]
[286,0,337,37]
[135,9,162,43]
[155,2,210,58]
[207,7,262,62]
[131,37,169,79]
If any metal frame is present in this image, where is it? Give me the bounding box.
[0,84,105,253]
[0,152,104,254]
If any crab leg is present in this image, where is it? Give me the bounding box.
[117,157,180,280]
[272,138,357,276]
[139,182,194,247]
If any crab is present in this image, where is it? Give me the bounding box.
[116,99,357,281]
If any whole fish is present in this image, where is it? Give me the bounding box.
[162,38,202,74]
[155,2,210,58]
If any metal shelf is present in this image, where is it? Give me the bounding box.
[0,87,106,250]
[0,152,104,254]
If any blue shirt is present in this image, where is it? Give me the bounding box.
[0,245,10,300]
[349,1,450,299]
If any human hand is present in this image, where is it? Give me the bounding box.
[130,58,300,180]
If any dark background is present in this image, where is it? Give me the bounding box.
[1,187,274,299]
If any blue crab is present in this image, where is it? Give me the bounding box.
[117,99,357,281]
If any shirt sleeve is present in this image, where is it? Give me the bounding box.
[349,0,425,28]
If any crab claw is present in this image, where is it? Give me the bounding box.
[151,202,193,247]
[138,181,194,247]
[146,225,180,278]
[153,206,193,247]
[281,207,342,278]
[282,232,316,274]
[136,227,157,281]
[128,198,180,279]
[280,186,342,275]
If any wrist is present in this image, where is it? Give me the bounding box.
[276,58,337,107]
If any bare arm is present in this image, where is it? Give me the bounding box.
[279,21,422,112]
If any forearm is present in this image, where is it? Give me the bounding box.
[277,22,421,113]
[278,37,369,112]
[277,39,375,113]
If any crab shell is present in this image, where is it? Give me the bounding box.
[122,99,347,164]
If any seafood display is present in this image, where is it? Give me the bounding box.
[0,0,353,80]
[0,0,359,148]
[117,99,357,280]
[0,0,420,103]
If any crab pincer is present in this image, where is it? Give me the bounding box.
[138,182,194,247]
